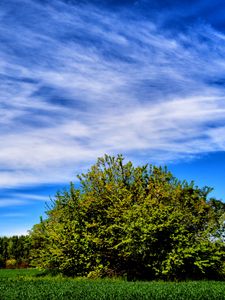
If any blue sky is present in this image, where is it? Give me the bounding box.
[1,0,225,236]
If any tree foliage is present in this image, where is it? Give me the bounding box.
[30,154,225,280]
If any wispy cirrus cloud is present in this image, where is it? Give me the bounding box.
[2,213,27,218]
[0,0,225,189]
[0,199,27,208]
[0,193,49,208]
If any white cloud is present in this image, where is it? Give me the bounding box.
[0,0,225,188]
[2,213,27,217]
[0,199,27,207]
[0,192,50,207]
[0,227,29,237]
[12,193,50,202]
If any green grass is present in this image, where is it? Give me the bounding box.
[0,269,225,300]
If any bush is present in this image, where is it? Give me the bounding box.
[5,259,17,269]
[30,154,225,280]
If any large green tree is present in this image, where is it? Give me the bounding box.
[30,154,225,280]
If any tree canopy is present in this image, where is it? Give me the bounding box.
[30,154,225,280]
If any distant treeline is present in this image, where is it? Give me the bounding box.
[0,235,31,268]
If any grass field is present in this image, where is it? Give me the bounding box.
[0,269,225,300]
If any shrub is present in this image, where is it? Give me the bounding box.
[5,259,17,269]
[30,154,225,280]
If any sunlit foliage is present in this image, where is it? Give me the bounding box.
[30,155,225,280]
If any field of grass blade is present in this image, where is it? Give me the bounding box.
[0,269,225,300]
